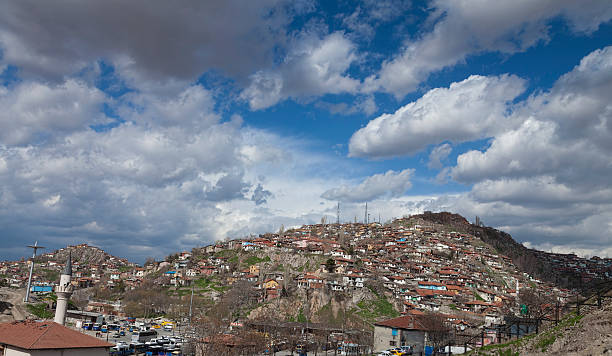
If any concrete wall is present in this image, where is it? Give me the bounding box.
[374,325,398,352]
[401,329,426,354]
[373,325,426,353]
[4,346,109,356]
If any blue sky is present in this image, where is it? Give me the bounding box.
[1,0,612,263]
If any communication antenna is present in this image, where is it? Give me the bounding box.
[337,202,340,225]
[364,202,368,224]
[24,241,45,303]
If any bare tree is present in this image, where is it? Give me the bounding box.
[519,288,555,319]
[420,312,452,355]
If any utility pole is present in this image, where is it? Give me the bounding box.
[24,241,45,303]
[364,203,368,224]
[337,202,340,225]
[189,284,194,326]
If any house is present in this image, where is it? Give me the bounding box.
[0,320,113,355]
[373,314,431,353]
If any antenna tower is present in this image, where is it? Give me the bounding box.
[24,241,45,303]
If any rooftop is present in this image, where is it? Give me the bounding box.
[0,320,113,350]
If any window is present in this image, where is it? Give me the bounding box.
[389,340,396,346]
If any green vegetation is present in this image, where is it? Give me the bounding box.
[214,249,236,258]
[356,295,399,321]
[194,277,229,292]
[473,291,485,301]
[40,269,59,283]
[468,312,584,355]
[529,281,537,289]
[243,255,271,266]
[296,308,307,323]
[27,303,54,319]
[449,303,457,310]
[533,311,583,352]
[535,333,557,352]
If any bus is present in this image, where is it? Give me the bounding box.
[93,323,101,331]
[131,329,158,343]
[82,322,93,330]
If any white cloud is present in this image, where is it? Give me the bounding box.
[349,74,526,158]
[321,169,414,202]
[366,0,612,97]
[241,31,360,109]
[0,76,373,261]
[0,80,107,145]
[428,143,452,170]
[452,47,612,189]
[417,46,612,256]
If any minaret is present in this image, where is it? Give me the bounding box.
[54,252,73,325]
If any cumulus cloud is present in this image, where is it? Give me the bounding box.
[241,31,360,109]
[0,80,300,261]
[366,0,612,97]
[452,47,612,188]
[0,80,108,145]
[0,72,368,262]
[321,169,414,202]
[349,74,526,158]
[0,0,297,86]
[420,46,612,256]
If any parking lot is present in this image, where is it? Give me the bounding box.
[78,325,182,346]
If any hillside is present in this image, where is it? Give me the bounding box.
[414,212,610,290]
[2,211,611,353]
[38,243,133,268]
[145,214,588,340]
[471,289,612,356]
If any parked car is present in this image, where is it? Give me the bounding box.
[400,345,413,354]
[378,351,392,356]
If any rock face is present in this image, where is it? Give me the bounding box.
[0,288,28,323]
[247,281,380,328]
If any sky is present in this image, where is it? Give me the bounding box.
[1,0,612,263]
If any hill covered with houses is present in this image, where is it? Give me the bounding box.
[1,212,611,349]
